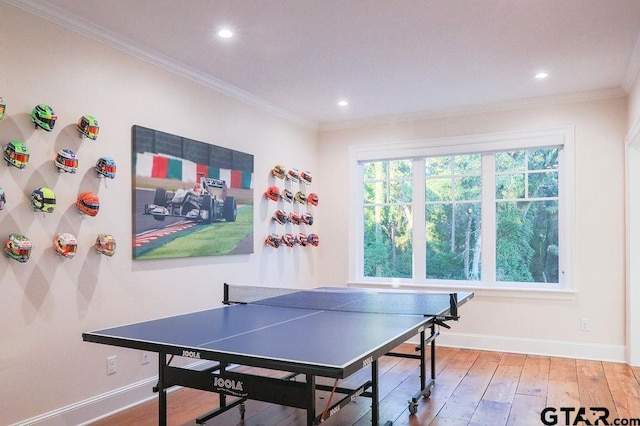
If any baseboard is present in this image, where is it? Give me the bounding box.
[419,332,627,363]
[10,360,212,426]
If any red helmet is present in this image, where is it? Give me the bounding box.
[296,233,308,246]
[281,233,295,247]
[288,212,301,225]
[76,192,100,216]
[265,233,281,248]
[301,171,312,185]
[307,193,318,206]
[287,168,300,182]
[265,186,280,201]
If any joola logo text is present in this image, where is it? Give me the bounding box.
[213,377,248,397]
[182,350,201,359]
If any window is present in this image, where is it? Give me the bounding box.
[352,127,573,290]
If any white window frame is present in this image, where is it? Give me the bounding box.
[348,126,575,296]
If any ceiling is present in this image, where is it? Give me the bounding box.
[9,0,640,129]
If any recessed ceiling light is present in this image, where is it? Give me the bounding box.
[535,72,549,79]
[218,29,233,39]
[337,100,349,107]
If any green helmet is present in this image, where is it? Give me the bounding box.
[3,140,29,169]
[31,187,56,213]
[31,104,57,131]
[77,115,99,140]
[5,233,32,263]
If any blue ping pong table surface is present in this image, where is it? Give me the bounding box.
[83,287,472,378]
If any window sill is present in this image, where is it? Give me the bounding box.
[345,280,578,301]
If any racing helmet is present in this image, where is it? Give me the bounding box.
[54,233,78,259]
[31,187,56,213]
[281,233,295,247]
[77,115,99,140]
[271,164,286,179]
[307,233,319,246]
[272,209,289,225]
[301,212,314,225]
[294,191,307,205]
[265,233,281,248]
[31,104,57,131]
[3,141,29,169]
[5,233,32,263]
[55,149,78,173]
[287,168,300,182]
[76,192,100,216]
[95,156,116,179]
[282,188,294,203]
[0,97,5,121]
[307,193,319,206]
[295,233,308,247]
[0,188,5,210]
[288,212,301,225]
[301,171,312,185]
[95,233,116,257]
[265,186,280,201]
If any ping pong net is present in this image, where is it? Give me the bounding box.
[223,283,461,320]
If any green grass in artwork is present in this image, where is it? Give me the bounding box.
[139,206,253,259]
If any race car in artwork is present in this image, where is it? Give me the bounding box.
[144,173,237,224]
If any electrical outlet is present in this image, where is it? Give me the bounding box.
[580,318,589,332]
[107,355,117,375]
[141,351,150,365]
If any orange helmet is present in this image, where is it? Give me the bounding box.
[76,192,100,216]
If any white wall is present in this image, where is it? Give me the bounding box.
[626,73,640,366]
[0,3,318,424]
[318,97,628,362]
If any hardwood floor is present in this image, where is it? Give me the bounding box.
[91,344,640,426]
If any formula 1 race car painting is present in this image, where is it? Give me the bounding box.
[132,125,253,260]
[144,173,237,224]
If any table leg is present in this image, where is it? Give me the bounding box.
[158,352,167,426]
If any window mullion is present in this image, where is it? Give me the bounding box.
[413,158,426,282]
[481,153,496,284]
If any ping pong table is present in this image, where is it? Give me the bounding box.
[82,284,473,425]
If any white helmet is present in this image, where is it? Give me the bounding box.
[54,233,78,259]
[55,149,78,173]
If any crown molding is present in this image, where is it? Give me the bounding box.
[4,0,318,130]
[319,87,627,132]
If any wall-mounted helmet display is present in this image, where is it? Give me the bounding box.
[31,104,57,131]
[0,187,5,210]
[5,234,32,263]
[3,141,29,169]
[55,149,78,173]
[31,187,56,213]
[265,186,280,201]
[95,156,116,179]
[54,233,78,259]
[76,191,100,216]
[95,233,116,257]
[271,164,286,179]
[77,115,99,140]
[0,97,6,121]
